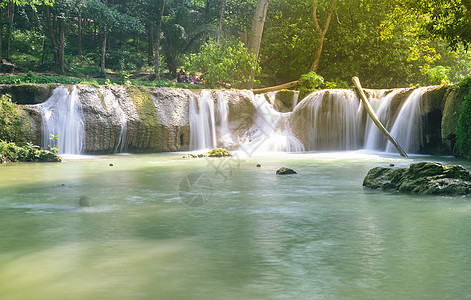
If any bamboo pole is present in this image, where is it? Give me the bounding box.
[352,76,408,157]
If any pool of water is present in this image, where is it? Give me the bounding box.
[1,151,471,299]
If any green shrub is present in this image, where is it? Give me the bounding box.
[186,38,260,88]
[424,66,451,85]
[0,94,29,145]
[0,140,61,163]
[298,72,325,100]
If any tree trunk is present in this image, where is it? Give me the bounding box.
[154,0,166,79]
[100,30,107,76]
[45,6,59,68]
[78,12,83,62]
[352,76,408,157]
[309,0,336,72]
[148,23,154,63]
[253,80,300,94]
[247,0,269,59]
[6,2,14,61]
[59,19,65,73]
[217,0,227,43]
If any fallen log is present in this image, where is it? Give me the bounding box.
[252,80,300,94]
[352,76,408,157]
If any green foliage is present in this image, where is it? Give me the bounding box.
[456,86,471,160]
[187,38,260,88]
[423,66,451,85]
[298,72,324,100]
[0,74,205,89]
[0,94,28,145]
[0,140,61,163]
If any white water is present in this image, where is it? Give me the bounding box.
[364,89,407,151]
[385,87,431,154]
[297,89,364,151]
[188,90,304,153]
[189,90,217,150]
[37,86,85,154]
[240,93,304,153]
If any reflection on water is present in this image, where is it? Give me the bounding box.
[1,152,471,299]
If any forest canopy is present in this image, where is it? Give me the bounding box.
[0,0,470,89]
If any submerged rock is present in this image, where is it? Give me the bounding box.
[363,162,471,195]
[79,196,92,207]
[276,167,297,175]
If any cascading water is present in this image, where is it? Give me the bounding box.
[364,89,407,151]
[189,90,217,150]
[385,87,431,154]
[293,89,365,151]
[37,86,85,155]
[240,93,304,153]
[292,92,300,110]
[215,91,236,148]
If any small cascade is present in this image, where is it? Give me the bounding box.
[189,90,217,150]
[364,89,406,151]
[37,86,85,154]
[385,87,431,154]
[241,94,304,153]
[294,89,364,151]
[215,91,236,148]
[292,92,300,110]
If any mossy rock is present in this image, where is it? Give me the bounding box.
[182,148,232,158]
[0,84,59,104]
[275,90,296,112]
[442,85,467,141]
[363,162,471,195]
[205,148,232,157]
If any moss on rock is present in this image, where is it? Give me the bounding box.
[183,148,232,158]
[127,86,161,150]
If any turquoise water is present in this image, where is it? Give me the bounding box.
[1,152,471,299]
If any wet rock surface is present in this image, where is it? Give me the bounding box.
[363,162,471,195]
[276,167,297,175]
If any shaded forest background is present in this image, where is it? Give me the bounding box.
[1,0,470,88]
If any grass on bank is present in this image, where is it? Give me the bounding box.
[0,72,206,89]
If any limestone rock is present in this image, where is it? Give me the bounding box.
[363,162,471,195]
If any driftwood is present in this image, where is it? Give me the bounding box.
[252,80,300,94]
[352,76,408,157]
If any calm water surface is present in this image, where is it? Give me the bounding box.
[1,151,471,299]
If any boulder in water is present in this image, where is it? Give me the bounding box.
[363,162,471,195]
[276,167,297,175]
[183,148,232,159]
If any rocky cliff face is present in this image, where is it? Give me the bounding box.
[0,83,463,155]
[11,84,256,154]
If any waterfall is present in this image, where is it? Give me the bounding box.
[215,91,236,148]
[293,92,300,110]
[241,94,304,153]
[364,89,407,151]
[188,90,303,153]
[294,89,364,151]
[37,86,85,155]
[385,87,431,154]
[189,90,217,150]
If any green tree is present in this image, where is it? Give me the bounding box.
[186,38,260,87]
[85,0,141,76]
